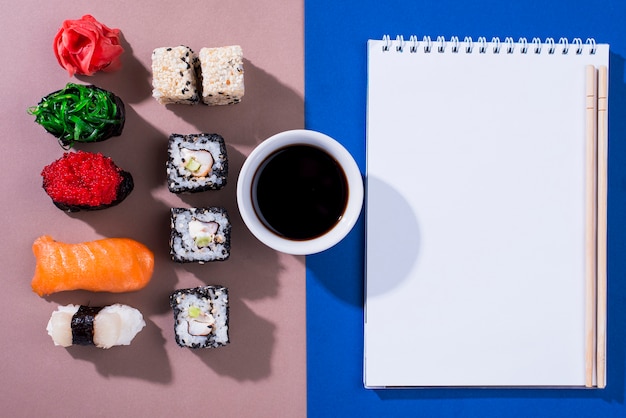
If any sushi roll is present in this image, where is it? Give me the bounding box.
[28,83,125,148]
[167,133,228,193]
[169,286,229,349]
[41,150,134,212]
[198,45,244,105]
[170,207,231,263]
[47,304,146,349]
[151,46,200,105]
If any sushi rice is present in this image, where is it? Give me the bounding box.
[166,133,228,193]
[170,286,229,348]
[170,207,231,263]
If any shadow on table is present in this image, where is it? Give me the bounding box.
[77,32,152,104]
[166,58,305,148]
[65,316,172,383]
[191,297,276,381]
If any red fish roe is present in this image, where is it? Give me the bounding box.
[41,151,123,207]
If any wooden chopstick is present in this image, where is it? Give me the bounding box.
[596,65,608,389]
[584,64,598,388]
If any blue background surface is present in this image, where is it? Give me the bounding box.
[304,1,626,416]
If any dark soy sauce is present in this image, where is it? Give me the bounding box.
[253,145,348,240]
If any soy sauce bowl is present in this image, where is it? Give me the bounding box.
[237,129,363,255]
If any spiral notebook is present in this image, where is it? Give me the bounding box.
[364,35,609,388]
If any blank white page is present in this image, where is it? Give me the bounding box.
[364,37,609,387]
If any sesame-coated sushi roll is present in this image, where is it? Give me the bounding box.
[169,286,229,349]
[151,46,200,105]
[170,207,231,263]
[41,151,134,212]
[167,133,228,193]
[199,45,244,105]
[47,304,146,349]
[28,83,125,148]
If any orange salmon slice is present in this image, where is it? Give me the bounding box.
[31,235,155,296]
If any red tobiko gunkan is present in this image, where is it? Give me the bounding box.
[41,151,133,211]
[53,14,124,77]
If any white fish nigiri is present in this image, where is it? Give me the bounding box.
[46,304,146,349]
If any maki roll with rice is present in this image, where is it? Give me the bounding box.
[198,45,245,105]
[47,303,145,348]
[170,207,231,263]
[151,46,200,105]
[28,83,125,148]
[41,151,133,212]
[170,286,229,348]
[167,133,228,193]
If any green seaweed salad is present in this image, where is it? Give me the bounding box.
[28,83,125,148]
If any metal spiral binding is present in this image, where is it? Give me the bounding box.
[492,37,501,54]
[519,37,528,53]
[423,36,432,53]
[478,37,487,53]
[409,35,418,53]
[559,37,569,54]
[546,38,555,54]
[395,35,404,52]
[381,35,598,55]
[450,36,460,53]
[437,36,446,53]
[573,38,583,54]
[382,34,391,52]
[464,36,473,53]
[587,38,597,54]
[505,37,515,53]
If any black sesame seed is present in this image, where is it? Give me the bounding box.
[167,47,172,51]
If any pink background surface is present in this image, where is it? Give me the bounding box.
[0,1,305,416]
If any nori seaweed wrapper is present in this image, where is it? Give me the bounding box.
[169,207,231,263]
[42,151,135,213]
[52,170,134,213]
[169,286,230,349]
[166,133,229,193]
[71,305,103,346]
[28,83,125,148]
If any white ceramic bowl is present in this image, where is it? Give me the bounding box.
[237,129,363,255]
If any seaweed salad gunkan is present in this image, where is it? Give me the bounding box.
[28,83,125,148]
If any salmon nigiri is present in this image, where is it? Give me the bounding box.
[31,235,154,296]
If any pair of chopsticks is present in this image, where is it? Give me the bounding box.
[585,64,607,389]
